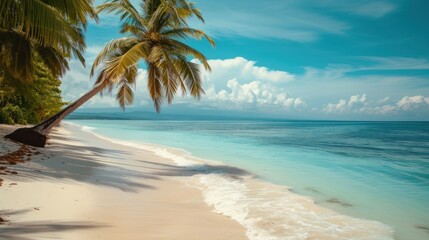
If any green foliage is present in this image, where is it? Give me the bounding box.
[0,60,66,124]
[92,0,214,111]
[0,0,97,82]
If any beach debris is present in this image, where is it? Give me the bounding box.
[0,145,30,164]
[0,216,7,224]
[34,208,40,211]
[0,145,35,185]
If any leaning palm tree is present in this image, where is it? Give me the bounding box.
[0,0,98,82]
[6,0,215,147]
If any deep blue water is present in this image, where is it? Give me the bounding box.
[68,119,429,240]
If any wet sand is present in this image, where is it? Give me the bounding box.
[0,124,246,240]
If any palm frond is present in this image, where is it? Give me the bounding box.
[1,0,93,48]
[162,27,215,46]
[90,37,139,77]
[97,0,145,29]
[164,38,211,71]
[159,46,186,96]
[39,0,98,29]
[0,30,34,82]
[147,63,163,112]
[104,41,150,81]
[174,56,204,99]
[116,66,137,110]
[35,45,69,78]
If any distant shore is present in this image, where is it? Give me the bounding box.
[0,124,246,240]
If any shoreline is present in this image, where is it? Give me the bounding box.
[63,122,394,240]
[0,122,395,239]
[0,124,247,240]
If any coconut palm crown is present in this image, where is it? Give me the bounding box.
[91,0,215,111]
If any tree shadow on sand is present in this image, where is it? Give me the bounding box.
[0,209,107,240]
[8,143,158,192]
[0,222,105,240]
[3,125,254,193]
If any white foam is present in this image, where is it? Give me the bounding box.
[197,174,394,240]
[81,126,96,132]
[64,121,395,240]
[64,121,202,167]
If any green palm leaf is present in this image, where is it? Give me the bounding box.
[0,0,97,82]
[94,0,215,112]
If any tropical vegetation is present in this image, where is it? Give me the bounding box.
[0,0,97,83]
[4,0,214,147]
[0,59,66,124]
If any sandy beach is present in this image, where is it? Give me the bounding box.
[0,122,398,240]
[0,124,246,240]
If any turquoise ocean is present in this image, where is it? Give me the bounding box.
[66,119,429,240]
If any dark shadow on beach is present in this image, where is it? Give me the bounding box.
[0,208,106,240]
[3,125,253,193]
[10,142,158,192]
[0,221,105,240]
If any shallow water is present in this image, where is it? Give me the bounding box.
[67,120,429,240]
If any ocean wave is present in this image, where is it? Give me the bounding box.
[64,121,394,240]
[197,174,393,240]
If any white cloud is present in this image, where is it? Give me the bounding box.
[348,94,367,107]
[201,57,295,84]
[324,99,347,113]
[202,79,305,110]
[196,57,304,110]
[396,96,429,110]
[323,95,429,115]
[324,94,367,113]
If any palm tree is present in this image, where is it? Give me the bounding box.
[0,0,98,82]
[6,0,215,147]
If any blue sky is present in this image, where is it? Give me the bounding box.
[62,0,429,120]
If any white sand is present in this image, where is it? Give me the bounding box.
[0,124,246,240]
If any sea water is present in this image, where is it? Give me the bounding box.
[66,119,429,240]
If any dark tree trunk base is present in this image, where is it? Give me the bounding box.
[5,128,47,148]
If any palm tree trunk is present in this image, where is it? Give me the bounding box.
[5,83,106,147]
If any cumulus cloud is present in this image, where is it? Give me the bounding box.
[197,58,305,110]
[200,57,295,83]
[202,79,305,110]
[324,99,347,113]
[396,96,429,110]
[323,95,429,115]
[323,94,367,113]
[348,94,367,107]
